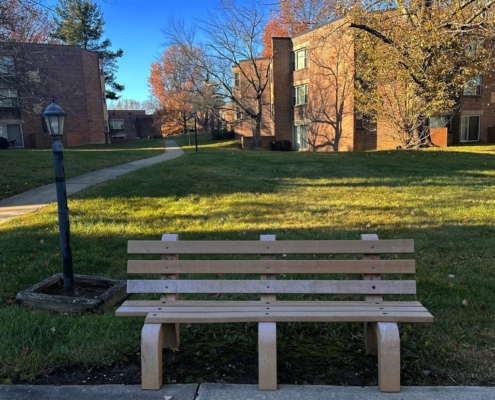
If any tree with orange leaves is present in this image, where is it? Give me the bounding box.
[149,46,196,136]
[261,0,336,57]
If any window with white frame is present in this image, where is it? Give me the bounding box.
[0,56,15,75]
[110,119,124,130]
[461,115,480,142]
[292,84,308,106]
[294,124,309,150]
[293,48,307,71]
[463,75,482,96]
[0,88,19,107]
[234,72,240,87]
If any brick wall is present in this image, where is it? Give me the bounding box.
[272,38,293,144]
[108,110,154,140]
[0,42,106,148]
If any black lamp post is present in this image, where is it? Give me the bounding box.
[42,99,74,293]
[194,111,198,153]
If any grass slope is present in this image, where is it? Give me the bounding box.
[0,137,494,386]
[0,139,164,201]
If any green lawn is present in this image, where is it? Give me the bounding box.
[0,138,164,201]
[1,137,494,386]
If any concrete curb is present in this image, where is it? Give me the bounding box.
[1,384,494,400]
[0,140,184,225]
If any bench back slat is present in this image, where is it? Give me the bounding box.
[127,259,416,274]
[128,239,414,255]
[127,279,417,295]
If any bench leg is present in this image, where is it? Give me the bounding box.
[141,323,164,389]
[258,322,277,390]
[364,322,378,355]
[374,322,401,392]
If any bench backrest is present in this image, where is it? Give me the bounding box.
[126,234,415,303]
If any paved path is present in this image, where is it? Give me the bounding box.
[1,384,494,400]
[0,140,184,225]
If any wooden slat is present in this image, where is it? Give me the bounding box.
[127,259,415,274]
[260,234,276,303]
[116,305,430,317]
[144,310,434,324]
[128,240,414,255]
[120,300,424,308]
[127,279,417,295]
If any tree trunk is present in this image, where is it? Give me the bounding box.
[250,118,261,149]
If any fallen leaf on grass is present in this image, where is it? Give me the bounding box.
[365,223,371,228]
[449,282,455,288]
[44,260,49,265]
[186,324,192,328]
[462,299,468,307]
[6,298,13,304]
[40,239,45,244]
[211,293,220,299]
[481,303,489,310]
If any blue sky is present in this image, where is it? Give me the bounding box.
[47,0,217,103]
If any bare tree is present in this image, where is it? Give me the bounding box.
[108,98,144,110]
[163,0,270,148]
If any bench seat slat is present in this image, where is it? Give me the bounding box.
[128,240,414,255]
[120,300,424,307]
[128,259,416,274]
[116,305,430,317]
[127,279,417,295]
[144,310,434,324]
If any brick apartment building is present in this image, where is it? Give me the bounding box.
[234,19,495,151]
[107,110,154,141]
[0,42,108,148]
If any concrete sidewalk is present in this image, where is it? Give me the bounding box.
[0,140,184,225]
[1,384,494,400]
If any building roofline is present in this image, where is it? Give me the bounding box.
[291,16,346,39]
[0,41,100,56]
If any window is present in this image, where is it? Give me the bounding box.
[110,119,124,130]
[463,75,482,96]
[0,124,23,147]
[430,115,453,132]
[0,88,19,107]
[234,72,240,87]
[236,107,242,120]
[293,124,308,150]
[355,112,364,128]
[461,115,480,142]
[292,84,308,106]
[0,56,15,75]
[292,49,307,71]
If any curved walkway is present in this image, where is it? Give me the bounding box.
[0,140,184,225]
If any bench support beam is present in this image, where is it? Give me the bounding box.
[161,234,180,349]
[374,322,400,392]
[258,322,277,390]
[141,323,164,390]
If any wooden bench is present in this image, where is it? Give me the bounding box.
[116,233,433,392]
